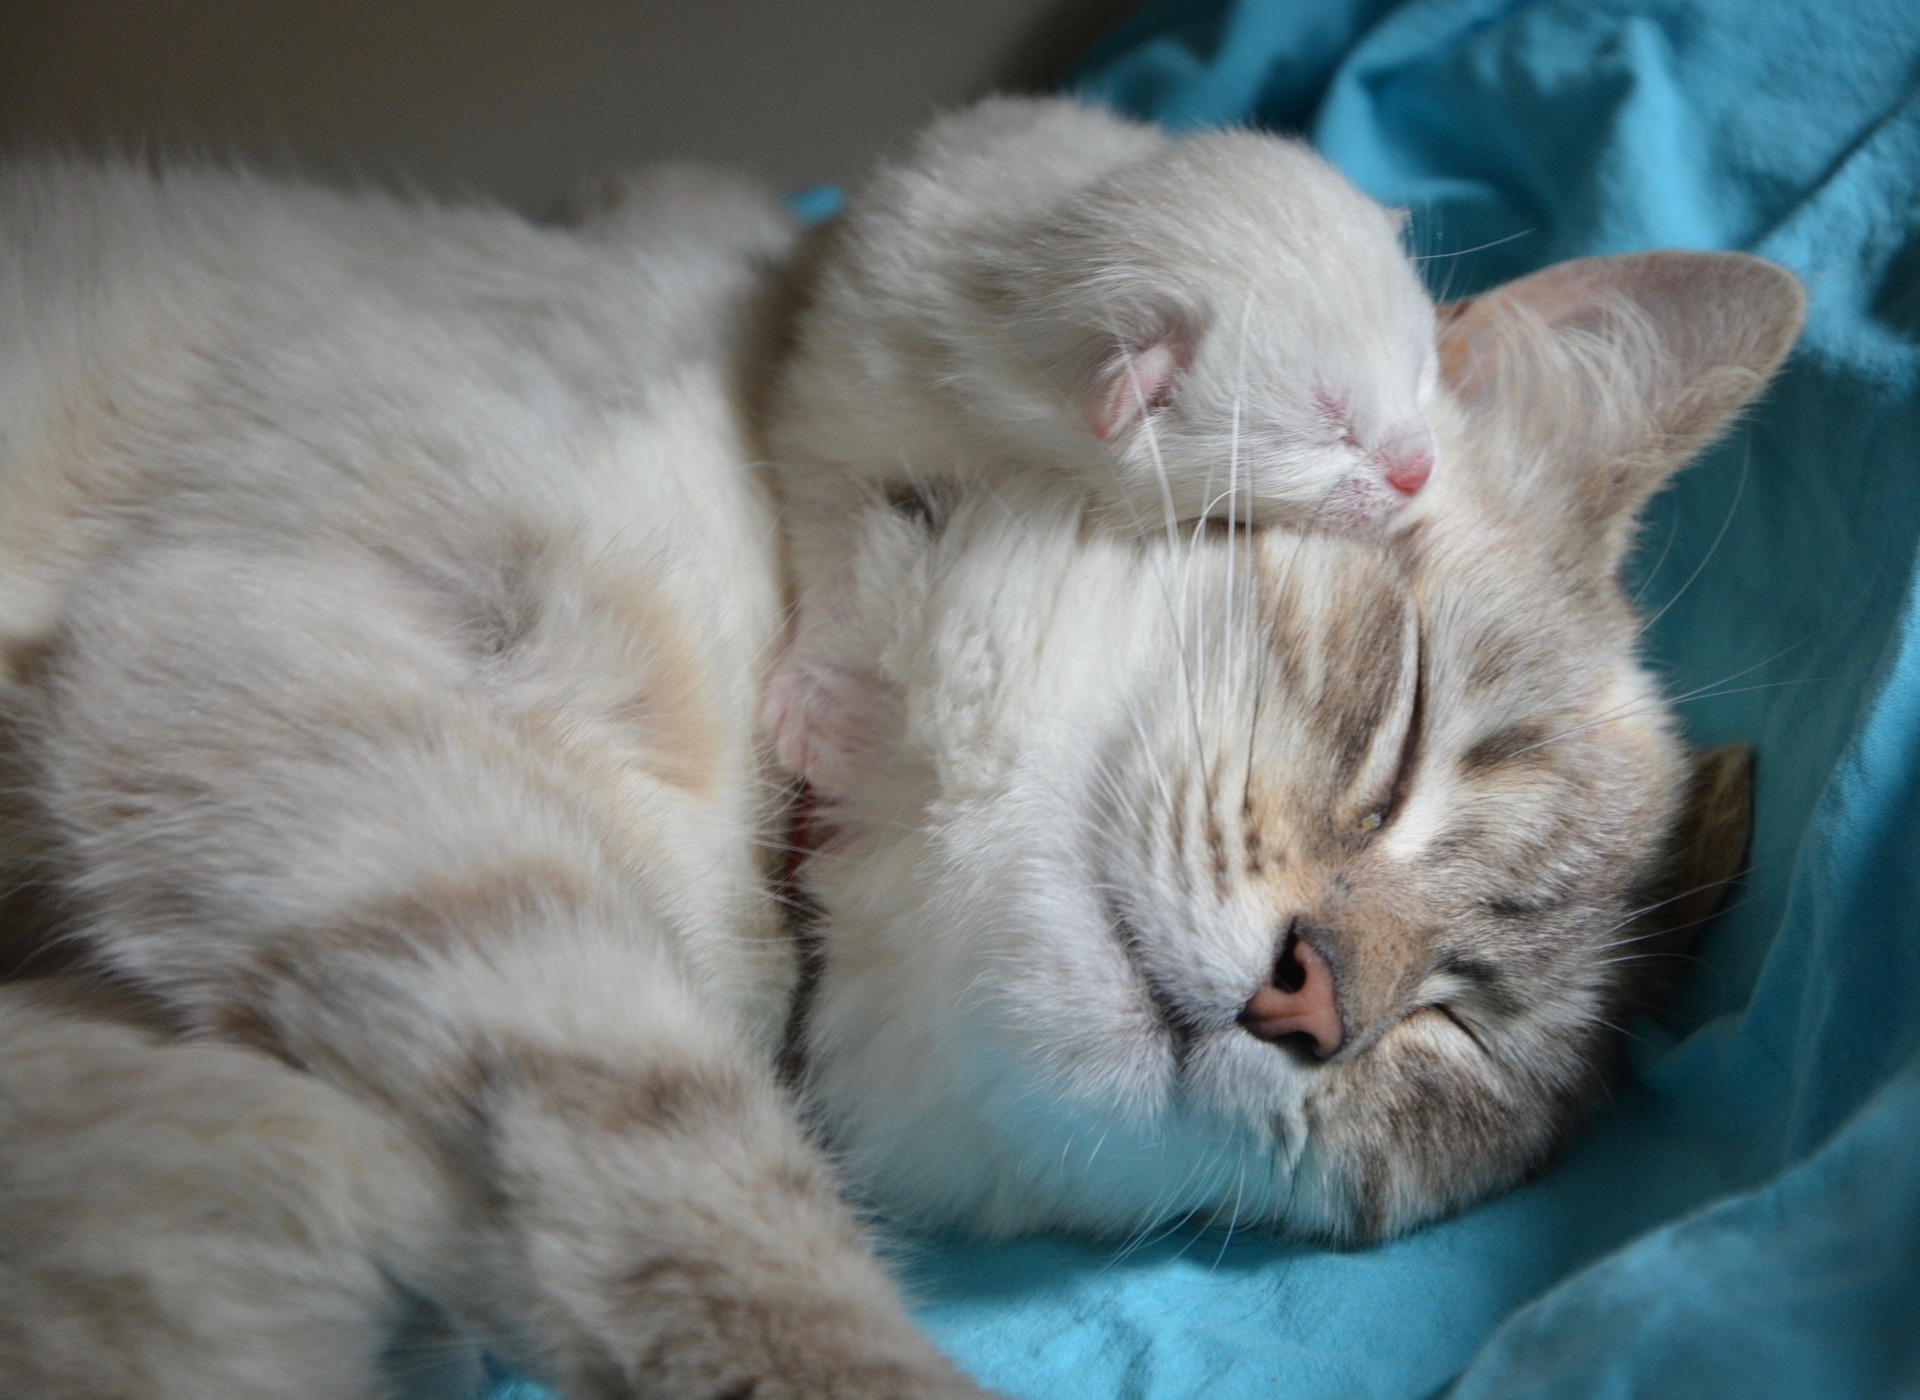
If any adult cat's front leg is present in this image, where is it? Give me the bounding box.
[243,914,980,1399]
[455,987,981,1398]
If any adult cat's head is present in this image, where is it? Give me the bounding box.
[772,251,1803,1242]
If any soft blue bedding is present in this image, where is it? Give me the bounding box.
[488,1,1920,1394]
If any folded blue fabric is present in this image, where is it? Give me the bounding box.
[482,2,1920,1394]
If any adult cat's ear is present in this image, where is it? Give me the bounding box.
[1624,741,1754,1005]
[1439,251,1805,574]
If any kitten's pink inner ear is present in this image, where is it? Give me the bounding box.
[1087,338,1190,443]
[762,656,872,800]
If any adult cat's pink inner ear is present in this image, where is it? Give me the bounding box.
[1238,932,1343,1057]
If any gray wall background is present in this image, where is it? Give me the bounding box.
[1,0,1138,214]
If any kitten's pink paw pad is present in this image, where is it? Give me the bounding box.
[763,657,878,799]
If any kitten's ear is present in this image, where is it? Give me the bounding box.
[1440,252,1805,574]
[1083,335,1194,444]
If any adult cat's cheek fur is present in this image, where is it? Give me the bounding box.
[805,751,1320,1240]
[794,497,1336,1238]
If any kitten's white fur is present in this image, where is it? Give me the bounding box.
[768,98,1439,795]
[778,98,1439,529]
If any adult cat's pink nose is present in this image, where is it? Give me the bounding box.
[1383,446,1432,496]
[1238,929,1343,1057]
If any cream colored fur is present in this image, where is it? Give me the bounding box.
[775,207,1804,1237]
[0,159,980,1399]
[0,101,1805,1397]
[775,97,1439,530]
[0,982,475,1400]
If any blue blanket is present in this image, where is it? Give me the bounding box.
[487,2,1920,1394]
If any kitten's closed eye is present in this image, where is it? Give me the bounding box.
[885,483,945,533]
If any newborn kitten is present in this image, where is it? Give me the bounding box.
[778,96,1440,530]
[769,97,1439,795]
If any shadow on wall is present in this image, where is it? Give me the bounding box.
[0,0,1141,213]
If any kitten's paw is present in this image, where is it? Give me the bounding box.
[762,655,885,799]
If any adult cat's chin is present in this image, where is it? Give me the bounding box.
[803,924,1558,1247]
[807,957,1588,1247]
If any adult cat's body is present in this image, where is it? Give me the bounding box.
[0,161,980,1399]
[0,144,1801,1397]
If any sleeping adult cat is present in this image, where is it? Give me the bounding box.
[769,104,1799,1239]
[777,243,1802,1239]
[0,149,1799,1400]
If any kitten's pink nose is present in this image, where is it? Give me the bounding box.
[1238,929,1343,1057]
[1382,446,1432,496]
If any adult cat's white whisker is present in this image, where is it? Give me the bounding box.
[1219,294,1254,729]
[1119,342,1182,556]
[1596,880,1776,957]
[1148,543,1213,784]
[1654,570,1880,708]
[1186,515,1212,724]
[1598,871,1768,938]
[1105,1160,1222,1269]
[1511,675,1839,761]
[1208,1155,1252,1267]
[1638,444,1748,636]
[1578,1012,1665,1055]
[1668,673,1848,708]
[1630,510,1682,606]
[1411,227,1534,265]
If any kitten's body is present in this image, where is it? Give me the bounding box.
[0,137,1802,1396]
[768,98,1439,794]
[777,98,1440,529]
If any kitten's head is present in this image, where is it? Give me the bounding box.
[773,109,1438,534]
[775,251,1803,1242]
[972,129,1440,530]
